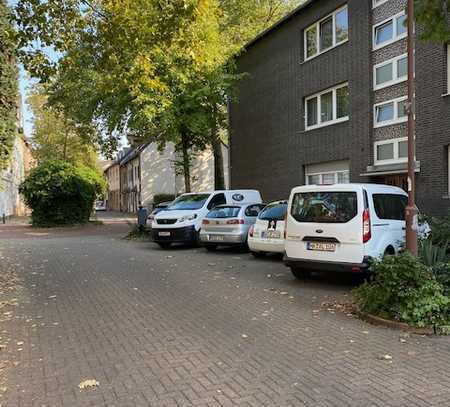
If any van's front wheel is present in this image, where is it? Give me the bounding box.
[290,267,311,279]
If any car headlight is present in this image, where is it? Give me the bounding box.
[178,214,197,223]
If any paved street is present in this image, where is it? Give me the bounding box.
[0,214,450,406]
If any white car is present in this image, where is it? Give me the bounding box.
[94,200,106,211]
[152,190,262,248]
[248,200,287,257]
[284,183,411,278]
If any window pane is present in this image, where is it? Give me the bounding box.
[307,97,318,127]
[398,99,408,118]
[396,14,407,36]
[258,203,287,221]
[306,26,317,58]
[373,194,407,220]
[376,63,393,85]
[377,143,394,161]
[398,140,408,158]
[336,86,349,118]
[376,103,394,123]
[320,91,333,122]
[337,171,350,183]
[308,174,321,185]
[335,8,348,43]
[397,57,407,78]
[375,21,393,45]
[320,17,333,51]
[322,173,336,185]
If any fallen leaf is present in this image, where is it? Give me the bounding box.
[78,379,99,390]
[16,341,24,346]
[241,334,248,339]
[379,354,393,360]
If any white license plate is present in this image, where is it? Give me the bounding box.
[307,242,336,252]
[158,231,171,237]
[262,230,281,239]
[209,235,224,241]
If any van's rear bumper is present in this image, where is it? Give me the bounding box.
[284,256,371,273]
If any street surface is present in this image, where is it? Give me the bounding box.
[0,213,449,406]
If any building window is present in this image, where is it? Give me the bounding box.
[374,138,408,164]
[373,12,407,50]
[373,0,389,8]
[305,83,349,130]
[374,96,408,127]
[374,54,408,90]
[304,5,348,61]
[306,170,350,185]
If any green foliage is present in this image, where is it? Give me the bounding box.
[153,194,175,205]
[354,253,450,327]
[419,239,449,266]
[427,214,450,247]
[19,160,106,227]
[415,0,450,42]
[0,0,19,171]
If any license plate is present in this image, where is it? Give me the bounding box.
[158,231,171,237]
[307,242,336,252]
[262,230,281,239]
[209,235,224,241]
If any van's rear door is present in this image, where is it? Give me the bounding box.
[285,188,365,264]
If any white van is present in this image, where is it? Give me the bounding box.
[284,184,408,277]
[152,190,262,248]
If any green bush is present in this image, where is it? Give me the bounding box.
[427,215,450,248]
[153,193,175,206]
[354,252,450,327]
[419,239,448,267]
[19,160,106,227]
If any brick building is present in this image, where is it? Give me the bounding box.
[229,0,450,216]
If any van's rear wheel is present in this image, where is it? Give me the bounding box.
[290,267,311,279]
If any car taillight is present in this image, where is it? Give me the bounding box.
[363,209,371,243]
[202,219,210,225]
[249,225,254,237]
[226,219,244,225]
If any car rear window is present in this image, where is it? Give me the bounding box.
[259,203,287,221]
[291,192,358,223]
[373,194,407,220]
[207,206,241,219]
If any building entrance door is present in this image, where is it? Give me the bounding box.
[383,174,408,192]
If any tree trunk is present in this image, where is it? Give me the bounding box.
[211,104,225,190]
[181,133,191,193]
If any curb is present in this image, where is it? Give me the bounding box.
[355,310,436,335]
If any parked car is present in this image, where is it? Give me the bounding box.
[284,183,410,278]
[152,190,262,248]
[200,203,265,251]
[94,200,106,211]
[248,200,287,257]
[148,201,172,223]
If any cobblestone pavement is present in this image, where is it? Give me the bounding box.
[0,215,450,406]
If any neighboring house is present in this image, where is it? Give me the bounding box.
[111,142,229,213]
[0,134,34,218]
[229,0,450,216]
[103,160,121,211]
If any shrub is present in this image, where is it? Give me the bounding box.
[153,193,175,206]
[354,252,450,327]
[419,239,448,267]
[19,160,106,227]
[427,215,450,248]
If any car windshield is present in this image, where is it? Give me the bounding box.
[259,203,287,221]
[167,194,210,210]
[291,192,358,223]
[207,206,241,219]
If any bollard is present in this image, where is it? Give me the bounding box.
[2,214,5,224]
[137,205,148,231]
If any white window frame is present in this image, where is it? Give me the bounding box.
[372,0,389,8]
[305,82,349,131]
[305,170,350,185]
[373,11,407,50]
[304,5,349,61]
[374,137,408,165]
[373,53,408,90]
[373,96,408,128]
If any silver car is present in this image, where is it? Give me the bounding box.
[200,203,266,251]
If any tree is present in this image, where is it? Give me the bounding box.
[415,0,450,42]
[0,0,18,171]
[27,85,99,170]
[19,160,106,226]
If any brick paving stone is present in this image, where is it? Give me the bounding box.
[0,214,450,406]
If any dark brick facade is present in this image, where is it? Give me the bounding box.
[229,0,450,216]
